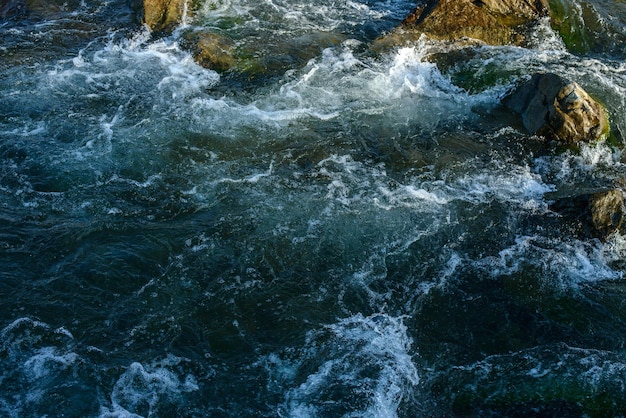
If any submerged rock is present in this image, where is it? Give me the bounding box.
[550,188,624,240]
[1,0,74,18]
[376,0,549,48]
[182,31,236,72]
[502,73,609,143]
[143,0,186,32]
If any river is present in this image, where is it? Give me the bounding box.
[1,0,626,416]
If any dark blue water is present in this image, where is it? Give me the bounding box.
[1,0,626,416]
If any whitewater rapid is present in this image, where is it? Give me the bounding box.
[1,0,626,416]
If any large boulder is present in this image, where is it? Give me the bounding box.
[143,0,186,32]
[502,73,609,143]
[376,0,549,48]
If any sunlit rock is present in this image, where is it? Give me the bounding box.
[143,0,186,32]
[550,188,624,240]
[375,0,549,49]
[589,189,625,238]
[503,73,610,143]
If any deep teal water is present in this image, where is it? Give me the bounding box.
[1,0,626,416]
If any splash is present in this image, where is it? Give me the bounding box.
[268,313,419,417]
[101,356,199,418]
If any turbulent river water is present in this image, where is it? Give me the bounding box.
[1,0,626,416]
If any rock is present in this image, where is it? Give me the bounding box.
[184,31,236,72]
[376,0,549,48]
[502,73,610,143]
[143,0,186,32]
[589,189,624,238]
[549,188,624,240]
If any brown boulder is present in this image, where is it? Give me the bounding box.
[377,0,549,48]
[143,0,186,32]
[502,73,609,143]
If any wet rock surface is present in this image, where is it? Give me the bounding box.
[142,0,186,32]
[183,31,236,72]
[589,189,625,238]
[550,188,625,240]
[502,73,610,143]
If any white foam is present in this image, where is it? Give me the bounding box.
[602,233,626,267]
[0,318,91,417]
[213,161,274,185]
[40,20,514,146]
[23,347,79,380]
[450,166,555,206]
[315,156,420,214]
[194,0,410,34]
[526,16,567,52]
[102,356,199,417]
[375,184,450,210]
[533,143,621,190]
[482,235,622,289]
[298,154,555,238]
[578,143,621,167]
[47,31,220,104]
[1,317,50,341]
[196,0,238,17]
[106,173,162,189]
[245,41,483,130]
[385,46,464,98]
[277,313,418,417]
[402,165,550,212]
[0,121,47,137]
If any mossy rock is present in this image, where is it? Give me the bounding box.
[183,31,236,72]
[548,0,616,55]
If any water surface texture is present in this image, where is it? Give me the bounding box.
[2,0,626,416]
